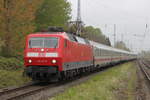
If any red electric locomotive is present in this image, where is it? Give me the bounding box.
[24,29,93,81]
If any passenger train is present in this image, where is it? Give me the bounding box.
[24,29,137,82]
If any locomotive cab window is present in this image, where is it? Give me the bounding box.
[29,37,58,48]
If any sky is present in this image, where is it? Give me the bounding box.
[68,0,150,53]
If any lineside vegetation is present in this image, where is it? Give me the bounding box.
[0,0,110,57]
[50,62,137,100]
[0,70,30,88]
[0,0,111,89]
[0,0,129,88]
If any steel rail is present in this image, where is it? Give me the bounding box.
[138,60,150,81]
[0,60,136,100]
[7,84,57,100]
[0,83,58,100]
[0,82,34,96]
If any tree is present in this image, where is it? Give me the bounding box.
[114,41,130,51]
[140,51,150,58]
[82,26,111,46]
[0,0,71,57]
[35,0,71,31]
[0,0,43,57]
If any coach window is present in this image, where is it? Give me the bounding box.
[104,50,106,56]
[105,50,108,56]
[98,49,100,56]
[99,49,101,56]
[101,49,104,56]
[105,50,107,56]
[107,50,110,56]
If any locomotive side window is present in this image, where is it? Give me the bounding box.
[64,39,67,48]
[84,39,90,45]
[29,37,58,48]
[76,36,86,44]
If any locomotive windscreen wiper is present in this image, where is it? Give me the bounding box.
[54,42,58,49]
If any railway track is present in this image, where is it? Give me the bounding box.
[0,82,58,100]
[0,75,94,100]
[0,61,134,100]
[138,60,150,81]
[0,69,104,100]
[136,59,150,100]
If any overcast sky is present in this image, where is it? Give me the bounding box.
[68,0,150,53]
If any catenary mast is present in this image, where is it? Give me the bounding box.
[76,0,82,35]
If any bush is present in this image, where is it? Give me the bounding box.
[0,70,30,88]
[0,57,23,70]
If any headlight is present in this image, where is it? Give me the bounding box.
[41,49,44,52]
[52,59,57,64]
[28,59,32,63]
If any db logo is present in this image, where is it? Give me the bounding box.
[39,53,45,57]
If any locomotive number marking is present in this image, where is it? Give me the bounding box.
[39,53,45,57]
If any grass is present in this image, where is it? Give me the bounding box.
[0,57,30,88]
[0,57,23,70]
[0,70,30,88]
[50,62,137,100]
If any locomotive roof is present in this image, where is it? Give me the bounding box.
[27,32,69,38]
[28,32,136,55]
